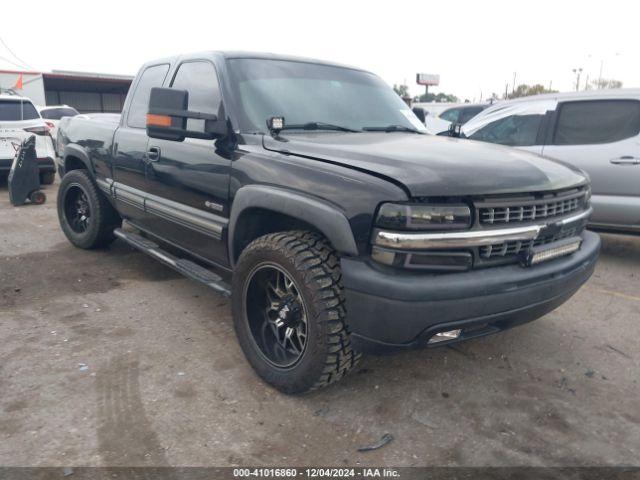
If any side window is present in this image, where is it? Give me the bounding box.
[470,114,542,146]
[21,101,39,120]
[171,61,221,131]
[439,108,460,123]
[459,106,484,124]
[553,100,640,145]
[127,64,170,128]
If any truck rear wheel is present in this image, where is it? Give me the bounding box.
[232,231,360,394]
[57,170,121,249]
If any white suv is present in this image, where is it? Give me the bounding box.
[37,104,79,143]
[461,89,640,234]
[0,94,57,184]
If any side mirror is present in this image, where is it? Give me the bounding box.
[412,107,426,124]
[448,122,462,138]
[146,87,223,142]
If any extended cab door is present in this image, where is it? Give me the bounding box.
[112,63,170,226]
[144,60,231,266]
[542,99,640,229]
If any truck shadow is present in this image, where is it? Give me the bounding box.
[596,231,640,265]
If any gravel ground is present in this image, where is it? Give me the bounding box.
[0,178,639,467]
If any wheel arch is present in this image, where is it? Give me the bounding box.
[63,145,93,174]
[229,185,359,266]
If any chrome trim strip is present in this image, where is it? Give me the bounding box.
[373,207,592,250]
[111,181,226,240]
[557,207,592,226]
[95,177,113,195]
[114,183,144,209]
[374,225,542,249]
[146,197,224,240]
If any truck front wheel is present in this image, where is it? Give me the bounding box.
[232,231,360,394]
[57,170,121,249]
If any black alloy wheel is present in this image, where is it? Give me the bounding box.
[244,263,309,368]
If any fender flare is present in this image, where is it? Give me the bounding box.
[63,144,93,173]
[229,185,359,264]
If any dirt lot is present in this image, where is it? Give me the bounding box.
[1,178,639,467]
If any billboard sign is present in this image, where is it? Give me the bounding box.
[416,73,440,86]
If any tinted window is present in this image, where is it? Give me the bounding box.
[226,59,424,133]
[40,107,79,120]
[171,61,221,131]
[0,99,39,121]
[439,108,461,123]
[459,106,484,123]
[127,64,169,128]
[469,114,542,146]
[554,100,640,145]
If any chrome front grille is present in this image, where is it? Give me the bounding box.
[477,188,587,225]
[479,227,578,258]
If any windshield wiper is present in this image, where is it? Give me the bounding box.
[362,125,423,134]
[281,122,360,133]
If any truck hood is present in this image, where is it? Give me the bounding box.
[262,132,588,197]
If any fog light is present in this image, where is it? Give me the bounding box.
[428,329,462,344]
[525,238,582,266]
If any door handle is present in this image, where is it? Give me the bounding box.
[610,156,640,165]
[146,147,160,163]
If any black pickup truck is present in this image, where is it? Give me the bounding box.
[56,52,600,393]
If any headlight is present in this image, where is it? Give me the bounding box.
[376,203,471,230]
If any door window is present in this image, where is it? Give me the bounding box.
[171,61,222,132]
[469,114,543,146]
[459,106,484,123]
[439,107,461,123]
[127,64,170,128]
[553,100,640,145]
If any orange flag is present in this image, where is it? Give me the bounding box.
[13,74,23,90]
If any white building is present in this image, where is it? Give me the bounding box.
[0,69,133,112]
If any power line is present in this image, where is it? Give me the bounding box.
[0,35,34,70]
[0,54,28,70]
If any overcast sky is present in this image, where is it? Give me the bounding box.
[1,0,637,101]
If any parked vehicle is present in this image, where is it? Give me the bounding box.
[37,105,79,143]
[461,89,640,234]
[0,94,56,184]
[424,103,489,135]
[56,52,599,393]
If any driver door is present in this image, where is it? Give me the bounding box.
[144,60,232,267]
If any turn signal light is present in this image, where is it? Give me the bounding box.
[23,125,51,136]
[146,114,172,127]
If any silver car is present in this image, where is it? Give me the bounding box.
[462,89,640,234]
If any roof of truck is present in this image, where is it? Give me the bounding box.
[0,93,32,102]
[144,51,368,73]
[496,88,640,104]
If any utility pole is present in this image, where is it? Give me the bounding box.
[598,60,603,89]
[572,67,583,91]
[512,72,517,94]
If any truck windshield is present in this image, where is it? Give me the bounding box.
[226,58,425,134]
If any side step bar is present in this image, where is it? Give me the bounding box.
[114,228,231,297]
